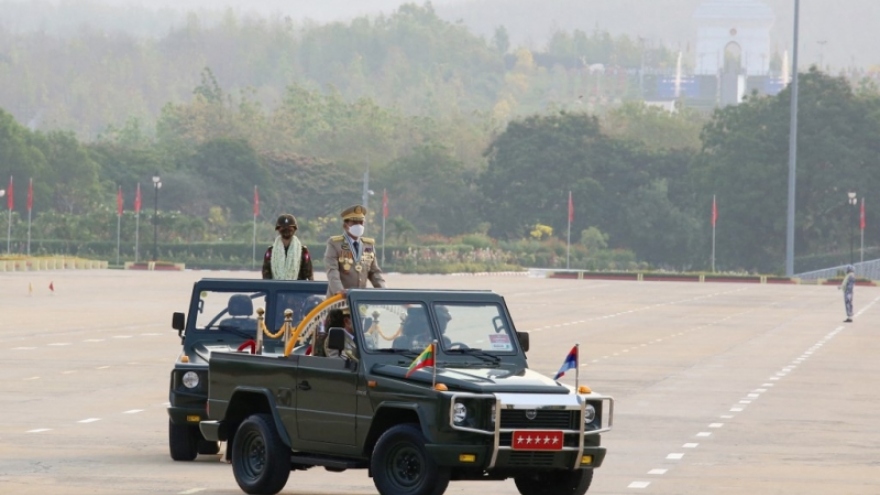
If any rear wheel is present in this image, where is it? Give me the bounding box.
[231,414,290,495]
[514,469,593,495]
[371,424,450,495]
[168,419,198,461]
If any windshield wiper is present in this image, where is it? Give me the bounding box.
[445,348,501,366]
[374,348,418,357]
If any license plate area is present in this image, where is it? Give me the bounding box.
[510,430,564,450]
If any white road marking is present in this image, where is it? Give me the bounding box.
[730,407,744,412]
[83,339,104,343]
[628,481,651,488]
[666,453,684,460]
[78,418,101,423]
[96,366,110,369]
[48,343,71,346]
[25,376,39,380]
[683,443,698,448]
[123,409,144,414]
[26,429,51,433]
[112,335,133,339]
[709,423,724,428]
[178,489,206,494]
[648,469,667,475]
[696,432,712,437]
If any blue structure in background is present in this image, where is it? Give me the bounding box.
[656,77,701,99]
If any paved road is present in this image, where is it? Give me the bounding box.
[1,270,877,495]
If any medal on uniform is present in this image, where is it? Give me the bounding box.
[355,264,363,272]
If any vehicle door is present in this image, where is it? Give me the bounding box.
[295,355,358,445]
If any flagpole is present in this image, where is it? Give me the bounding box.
[860,197,865,263]
[26,178,32,256]
[135,183,141,263]
[575,343,580,391]
[431,341,438,389]
[116,212,121,265]
[382,189,387,265]
[6,176,12,254]
[567,191,572,270]
[252,185,259,271]
[711,195,717,273]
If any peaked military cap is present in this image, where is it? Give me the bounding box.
[275,214,297,229]
[341,204,367,221]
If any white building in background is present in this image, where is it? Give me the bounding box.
[692,0,777,106]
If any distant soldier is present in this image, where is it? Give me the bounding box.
[838,264,856,323]
[262,214,314,280]
[324,204,385,295]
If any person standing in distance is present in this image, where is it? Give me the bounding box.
[838,264,856,323]
[324,204,385,295]
[262,214,314,280]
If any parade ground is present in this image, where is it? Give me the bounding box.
[0,270,878,495]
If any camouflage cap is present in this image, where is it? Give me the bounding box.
[275,214,297,229]
[341,204,367,221]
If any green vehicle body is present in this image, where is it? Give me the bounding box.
[201,288,614,495]
[167,278,329,461]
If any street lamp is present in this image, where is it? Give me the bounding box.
[848,191,857,264]
[152,174,162,262]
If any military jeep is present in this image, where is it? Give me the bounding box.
[201,288,614,495]
[167,278,328,461]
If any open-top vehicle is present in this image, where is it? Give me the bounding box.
[167,278,328,461]
[200,287,614,495]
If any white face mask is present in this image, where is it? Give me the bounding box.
[348,224,365,238]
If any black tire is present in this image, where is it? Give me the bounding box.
[514,469,593,495]
[169,419,199,461]
[231,414,290,495]
[371,424,450,495]
[197,438,221,455]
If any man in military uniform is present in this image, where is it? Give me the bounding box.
[262,214,314,280]
[324,204,385,295]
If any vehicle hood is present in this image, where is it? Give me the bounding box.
[371,364,569,394]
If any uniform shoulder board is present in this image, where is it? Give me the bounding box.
[330,235,345,242]
[361,237,376,244]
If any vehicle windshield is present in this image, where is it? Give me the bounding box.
[433,302,516,354]
[355,301,516,355]
[194,290,268,338]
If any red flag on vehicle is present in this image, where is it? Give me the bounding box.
[134,183,142,214]
[27,178,33,211]
[382,189,389,219]
[49,281,54,292]
[405,343,434,378]
[253,186,260,217]
[860,198,866,231]
[6,176,12,210]
[712,195,718,227]
[568,191,574,223]
[116,186,123,216]
[554,345,578,380]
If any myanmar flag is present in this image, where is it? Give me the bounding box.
[405,343,434,378]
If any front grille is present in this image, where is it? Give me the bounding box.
[498,451,568,467]
[500,409,579,430]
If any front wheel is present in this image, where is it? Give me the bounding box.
[371,424,450,495]
[168,419,199,461]
[514,469,593,495]
[231,414,290,495]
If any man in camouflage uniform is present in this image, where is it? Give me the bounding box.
[324,204,385,295]
[262,214,314,280]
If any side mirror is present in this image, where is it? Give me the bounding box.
[172,312,185,331]
[327,327,347,351]
[516,331,530,353]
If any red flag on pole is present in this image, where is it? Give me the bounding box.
[253,186,260,217]
[568,191,574,223]
[134,183,142,214]
[712,196,718,227]
[27,178,33,211]
[116,186,123,216]
[382,189,389,219]
[6,176,13,210]
[860,198,866,230]
[49,281,54,292]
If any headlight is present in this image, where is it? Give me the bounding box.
[453,402,468,424]
[584,404,596,424]
[182,371,200,389]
